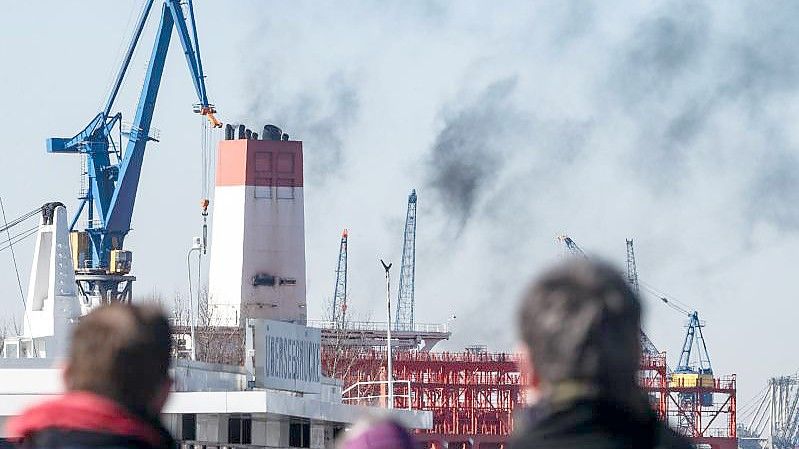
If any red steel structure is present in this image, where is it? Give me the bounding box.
[323,348,736,449]
[323,349,522,449]
[665,375,737,449]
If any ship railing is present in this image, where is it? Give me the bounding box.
[342,379,412,410]
[308,320,449,334]
[180,441,284,449]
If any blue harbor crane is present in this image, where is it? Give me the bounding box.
[46,0,220,303]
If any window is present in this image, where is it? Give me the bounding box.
[289,420,310,448]
[228,415,251,444]
[255,186,272,199]
[181,414,196,441]
[276,186,295,199]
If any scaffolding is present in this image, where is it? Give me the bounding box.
[325,350,523,449]
[323,348,736,449]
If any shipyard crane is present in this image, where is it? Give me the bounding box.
[395,189,417,331]
[47,0,220,304]
[626,239,662,357]
[630,246,714,416]
[741,375,799,449]
[556,235,661,358]
[641,283,713,377]
[557,234,585,257]
[331,229,349,329]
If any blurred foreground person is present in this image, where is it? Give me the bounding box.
[7,304,174,449]
[509,260,691,449]
[337,417,415,449]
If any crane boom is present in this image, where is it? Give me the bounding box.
[46,0,220,303]
[557,234,585,257]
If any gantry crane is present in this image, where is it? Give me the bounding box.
[395,189,417,331]
[47,0,221,304]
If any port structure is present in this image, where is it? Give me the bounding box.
[320,237,736,449]
[47,0,220,305]
[558,235,736,449]
[739,375,799,449]
[324,346,735,449]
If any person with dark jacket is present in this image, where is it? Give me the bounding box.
[509,260,692,449]
[6,304,175,449]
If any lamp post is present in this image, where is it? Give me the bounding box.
[380,259,393,409]
[187,237,203,360]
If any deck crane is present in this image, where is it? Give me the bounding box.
[46,0,221,304]
[555,235,662,359]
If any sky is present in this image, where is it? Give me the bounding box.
[1,0,798,403]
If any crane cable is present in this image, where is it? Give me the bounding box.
[0,197,27,308]
[0,197,39,355]
[0,207,42,235]
[640,282,694,316]
[0,226,38,253]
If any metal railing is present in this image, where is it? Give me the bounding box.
[342,380,412,410]
[180,441,283,449]
[308,320,449,334]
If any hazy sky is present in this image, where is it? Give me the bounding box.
[2,1,798,402]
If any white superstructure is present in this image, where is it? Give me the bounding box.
[2,204,82,359]
[208,132,307,326]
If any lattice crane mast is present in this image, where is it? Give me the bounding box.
[331,229,349,329]
[47,0,221,304]
[626,239,662,357]
[395,189,417,331]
